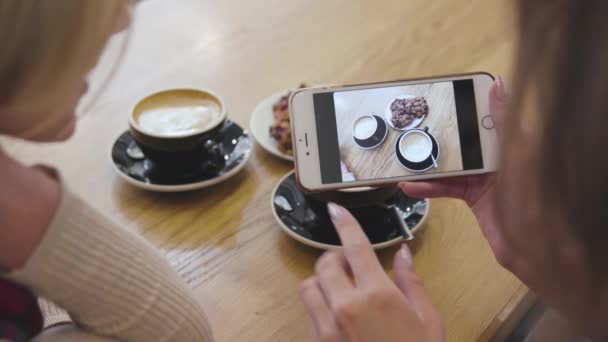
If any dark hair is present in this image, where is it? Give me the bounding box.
[499,0,608,275]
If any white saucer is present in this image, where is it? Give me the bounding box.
[249,90,294,162]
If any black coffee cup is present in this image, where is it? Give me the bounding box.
[309,186,399,209]
[395,126,440,172]
[352,114,388,149]
[129,89,227,169]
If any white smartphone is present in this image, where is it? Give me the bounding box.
[289,72,498,192]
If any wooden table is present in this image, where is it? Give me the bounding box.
[336,82,462,180]
[3,0,531,341]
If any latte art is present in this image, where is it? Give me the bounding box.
[134,90,223,137]
[137,102,221,136]
[400,132,432,162]
[353,116,377,140]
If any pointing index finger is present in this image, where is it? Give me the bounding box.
[327,203,386,286]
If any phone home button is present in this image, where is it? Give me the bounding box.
[482,115,495,129]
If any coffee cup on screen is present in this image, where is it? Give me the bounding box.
[396,127,439,172]
[352,114,388,149]
[399,130,433,163]
[128,89,227,168]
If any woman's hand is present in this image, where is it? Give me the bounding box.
[299,203,445,342]
[399,76,512,266]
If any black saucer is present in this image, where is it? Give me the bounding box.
[271,172,429,249]
[111,120,251,192]
[395,129,440,172]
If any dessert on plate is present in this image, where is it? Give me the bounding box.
[269,84,306,155]
[389,96,429,129]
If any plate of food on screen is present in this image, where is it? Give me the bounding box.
[249,84,308,162]
[384,95,429,131]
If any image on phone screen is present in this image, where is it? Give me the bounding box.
[313,79,484,184]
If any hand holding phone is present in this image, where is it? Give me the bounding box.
[400,74,508,269]
[289,73,498,192]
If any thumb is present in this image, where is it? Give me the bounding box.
[393,245,442,325]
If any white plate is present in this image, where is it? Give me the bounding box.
[384,95,427,131]
[249,90,294,162]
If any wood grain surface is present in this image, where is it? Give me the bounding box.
[1,0,527,341]
[336,82,463,180]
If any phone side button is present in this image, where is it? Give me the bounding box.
[482,115,495,129]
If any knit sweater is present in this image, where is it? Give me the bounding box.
[3,185,213,341]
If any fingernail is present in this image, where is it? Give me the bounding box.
[496,76,508,101]
[327,202,346,222]
[400,244,413,267]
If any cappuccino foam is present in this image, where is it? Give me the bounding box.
[135,91,222,136]
[400,132,432,162]
[353,116,377,140]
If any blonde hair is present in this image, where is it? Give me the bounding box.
[0,0,127,112]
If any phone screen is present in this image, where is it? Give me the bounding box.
[313,79,484,184]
